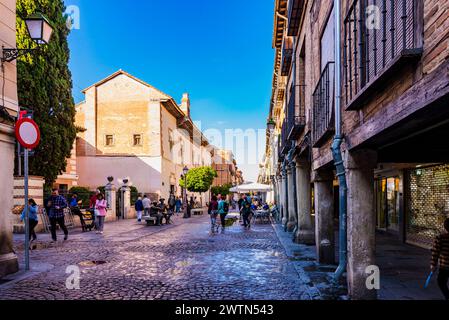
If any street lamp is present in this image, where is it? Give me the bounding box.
[182,166,189,218]
[1,12,53,64]
[267,118,276,132]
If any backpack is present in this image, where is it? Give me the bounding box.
[223,201,229,213]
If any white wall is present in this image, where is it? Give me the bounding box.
[77,156,162,194]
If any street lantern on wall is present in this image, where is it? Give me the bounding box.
[25,13,54,45]
[1,12,53,64]
[267,118,276,132]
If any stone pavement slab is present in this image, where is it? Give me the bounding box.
[1,214,321,300]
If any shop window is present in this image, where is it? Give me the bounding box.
[406,165,449,248]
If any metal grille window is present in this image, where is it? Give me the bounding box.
[312,62,335,147]
[406,164,449,248]
[343,0,422,110]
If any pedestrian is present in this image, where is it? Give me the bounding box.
[142,194,151,216]
[89,189,100,224]
[240,195,252,229]
[70,193,86,232]
[20,198,39,247]
[175,196,182,214]
[208,195,219,232]
[135,196,144,222]
[89,189,100,209]
[431,218,449,300]
[46,188,69,242]
[168,193,176,213]
[158,198,171,224]
[218,194,229,232]
[95,193,108,234]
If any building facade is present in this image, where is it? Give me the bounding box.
[211,149,242,187]
[0,0,19,276]
[263,0,449,299]
[74,70,212,203]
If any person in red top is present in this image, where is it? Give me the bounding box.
[89,189,100,208]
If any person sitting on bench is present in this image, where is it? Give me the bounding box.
[149,201,163,226]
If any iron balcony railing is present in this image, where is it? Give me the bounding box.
[343,0,423,110]
[286,84,306,141]
[312,62,335,147]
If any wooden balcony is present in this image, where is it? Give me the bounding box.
[281,36,294,76]
[312,62,335,148]
[343,0,423,110]
[287,0,306,36]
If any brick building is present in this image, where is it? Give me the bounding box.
[211,149,243,187]
[264,0,449,299]
[71,70,213,203]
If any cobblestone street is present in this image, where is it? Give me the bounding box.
[0,215,338,300]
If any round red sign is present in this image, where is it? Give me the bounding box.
[15,118,41,149]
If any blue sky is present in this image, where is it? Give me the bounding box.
[66,0,274,181]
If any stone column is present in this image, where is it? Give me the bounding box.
[105,177,117,217]
[295,158,315,244]
[287,162,297,232]
[346,149,377,300]
[313,169,335,264]
[280,171,287,226]
[120,179,131,220]
[0,123,19,277]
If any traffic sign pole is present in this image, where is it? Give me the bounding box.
[15,117,40,272]
[24,148,30,271]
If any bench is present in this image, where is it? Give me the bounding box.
[142,215,159,226]
[191,208,205,216]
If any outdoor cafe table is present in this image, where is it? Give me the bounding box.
[252,210,270,224]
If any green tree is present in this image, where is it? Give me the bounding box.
[179,166,217,193]
[211,183,232,196]
[16,0,77,186]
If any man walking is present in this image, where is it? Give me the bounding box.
[218,194,229,232]
[135,196,144,222]
[142,194,151,217]
[46,189,69,242]
[240,195,252,229]
[431,218,449,300]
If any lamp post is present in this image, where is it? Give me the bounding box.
[1,13,53,64]
[182,166,189,218]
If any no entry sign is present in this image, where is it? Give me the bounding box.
[15,118,40,149]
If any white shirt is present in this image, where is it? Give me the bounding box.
[142,198,151,209]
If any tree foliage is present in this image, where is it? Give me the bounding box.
[179,166,217,193]
[16,0,77,185]
[211,183,232,197]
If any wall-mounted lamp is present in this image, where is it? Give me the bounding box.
[1,13,53,64]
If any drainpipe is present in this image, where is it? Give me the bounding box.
[332,0,348,281]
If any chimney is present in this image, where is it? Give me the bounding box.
[181,93,190,117]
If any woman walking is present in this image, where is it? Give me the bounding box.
[208,195,219,233]
[20,199,39,248]
[95,193,108,234]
